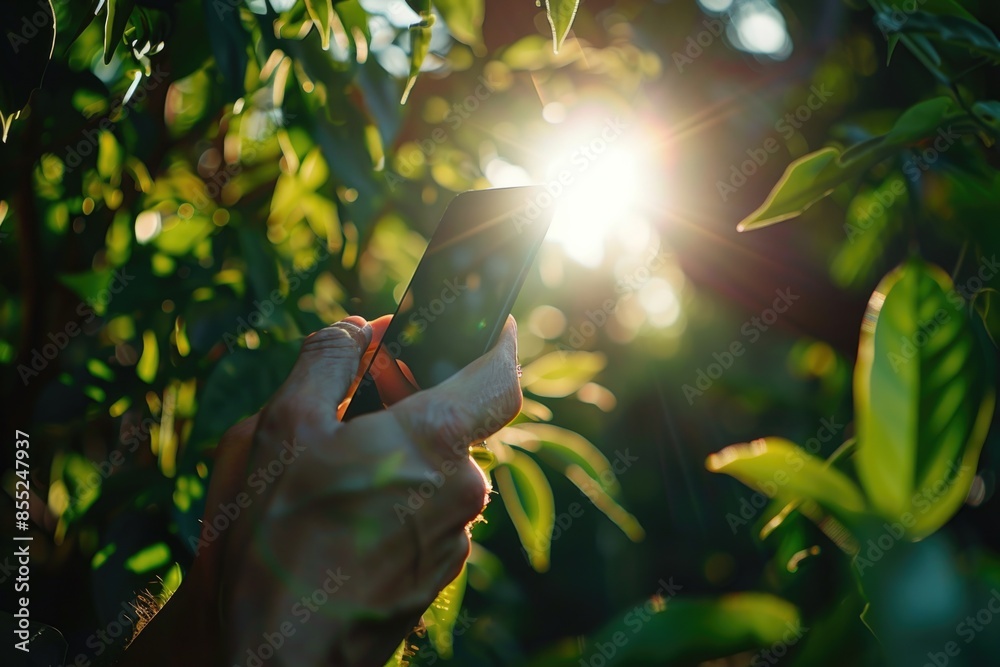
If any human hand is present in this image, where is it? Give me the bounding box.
[192,314,521,666]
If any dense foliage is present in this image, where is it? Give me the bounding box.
[3,0,1000,666]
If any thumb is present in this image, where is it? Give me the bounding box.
[390,316,522,460]
[277,316,373,408]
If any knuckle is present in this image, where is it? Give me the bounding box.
[301,324,364,359]
[450,464,489,519]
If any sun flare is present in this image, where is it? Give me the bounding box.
[544,142,651,267]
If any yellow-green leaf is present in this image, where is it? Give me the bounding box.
[432,0,485,54]
[504,423,644,541]
[305,0,336,50]
[124,542,170,574]
[520,350,606,398]
[738,97,960,231]
[529,593,801,667]
[707,437,867,519]
[496,450,554,572]
[422,564,467,659]
[545,0,580,53]
[97,131,122,186]
[401,22,432,104]
[137,329,159,383]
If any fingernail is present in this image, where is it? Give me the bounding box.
[337,317,372,349]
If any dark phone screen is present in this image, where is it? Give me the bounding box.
[343,186,552,420]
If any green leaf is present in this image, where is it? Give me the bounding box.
[87,358,116,382]
[0,0,56,141]
[738,97,959,231]
[202,0,249,102]
[137,329,159,383]
[154,216,214,256]
[337,0,370,44]
[500,35,552,71]
[383,640,407,667]
[58,269,114,309]
[422,564,467,659]
[880,11,1000,63]
[973,100,1000,133]
[238,227,282,303]
[757,439,861,555]
[707,437,867,520]
[104,0,136,65]
[124,542,171,574]
[401,20,432,104]
[882,96,955,145]
[432,0,485,54]
[53,0,101,58]
[832,177,905,288]
[508,423,621,495]
[736,148,852,231]
[545,0,580,53]
[529,593,801,667]
[505,423,644,541]
[495,450,555,572]
[519,350,606,397]
[305,0,336,50]
[854,258,995,538]
[885,0,974,21]
[974,289,1000,347]
[181,342,301,466]
[97,131,123,185]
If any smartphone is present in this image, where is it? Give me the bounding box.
[342,185,553,420]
